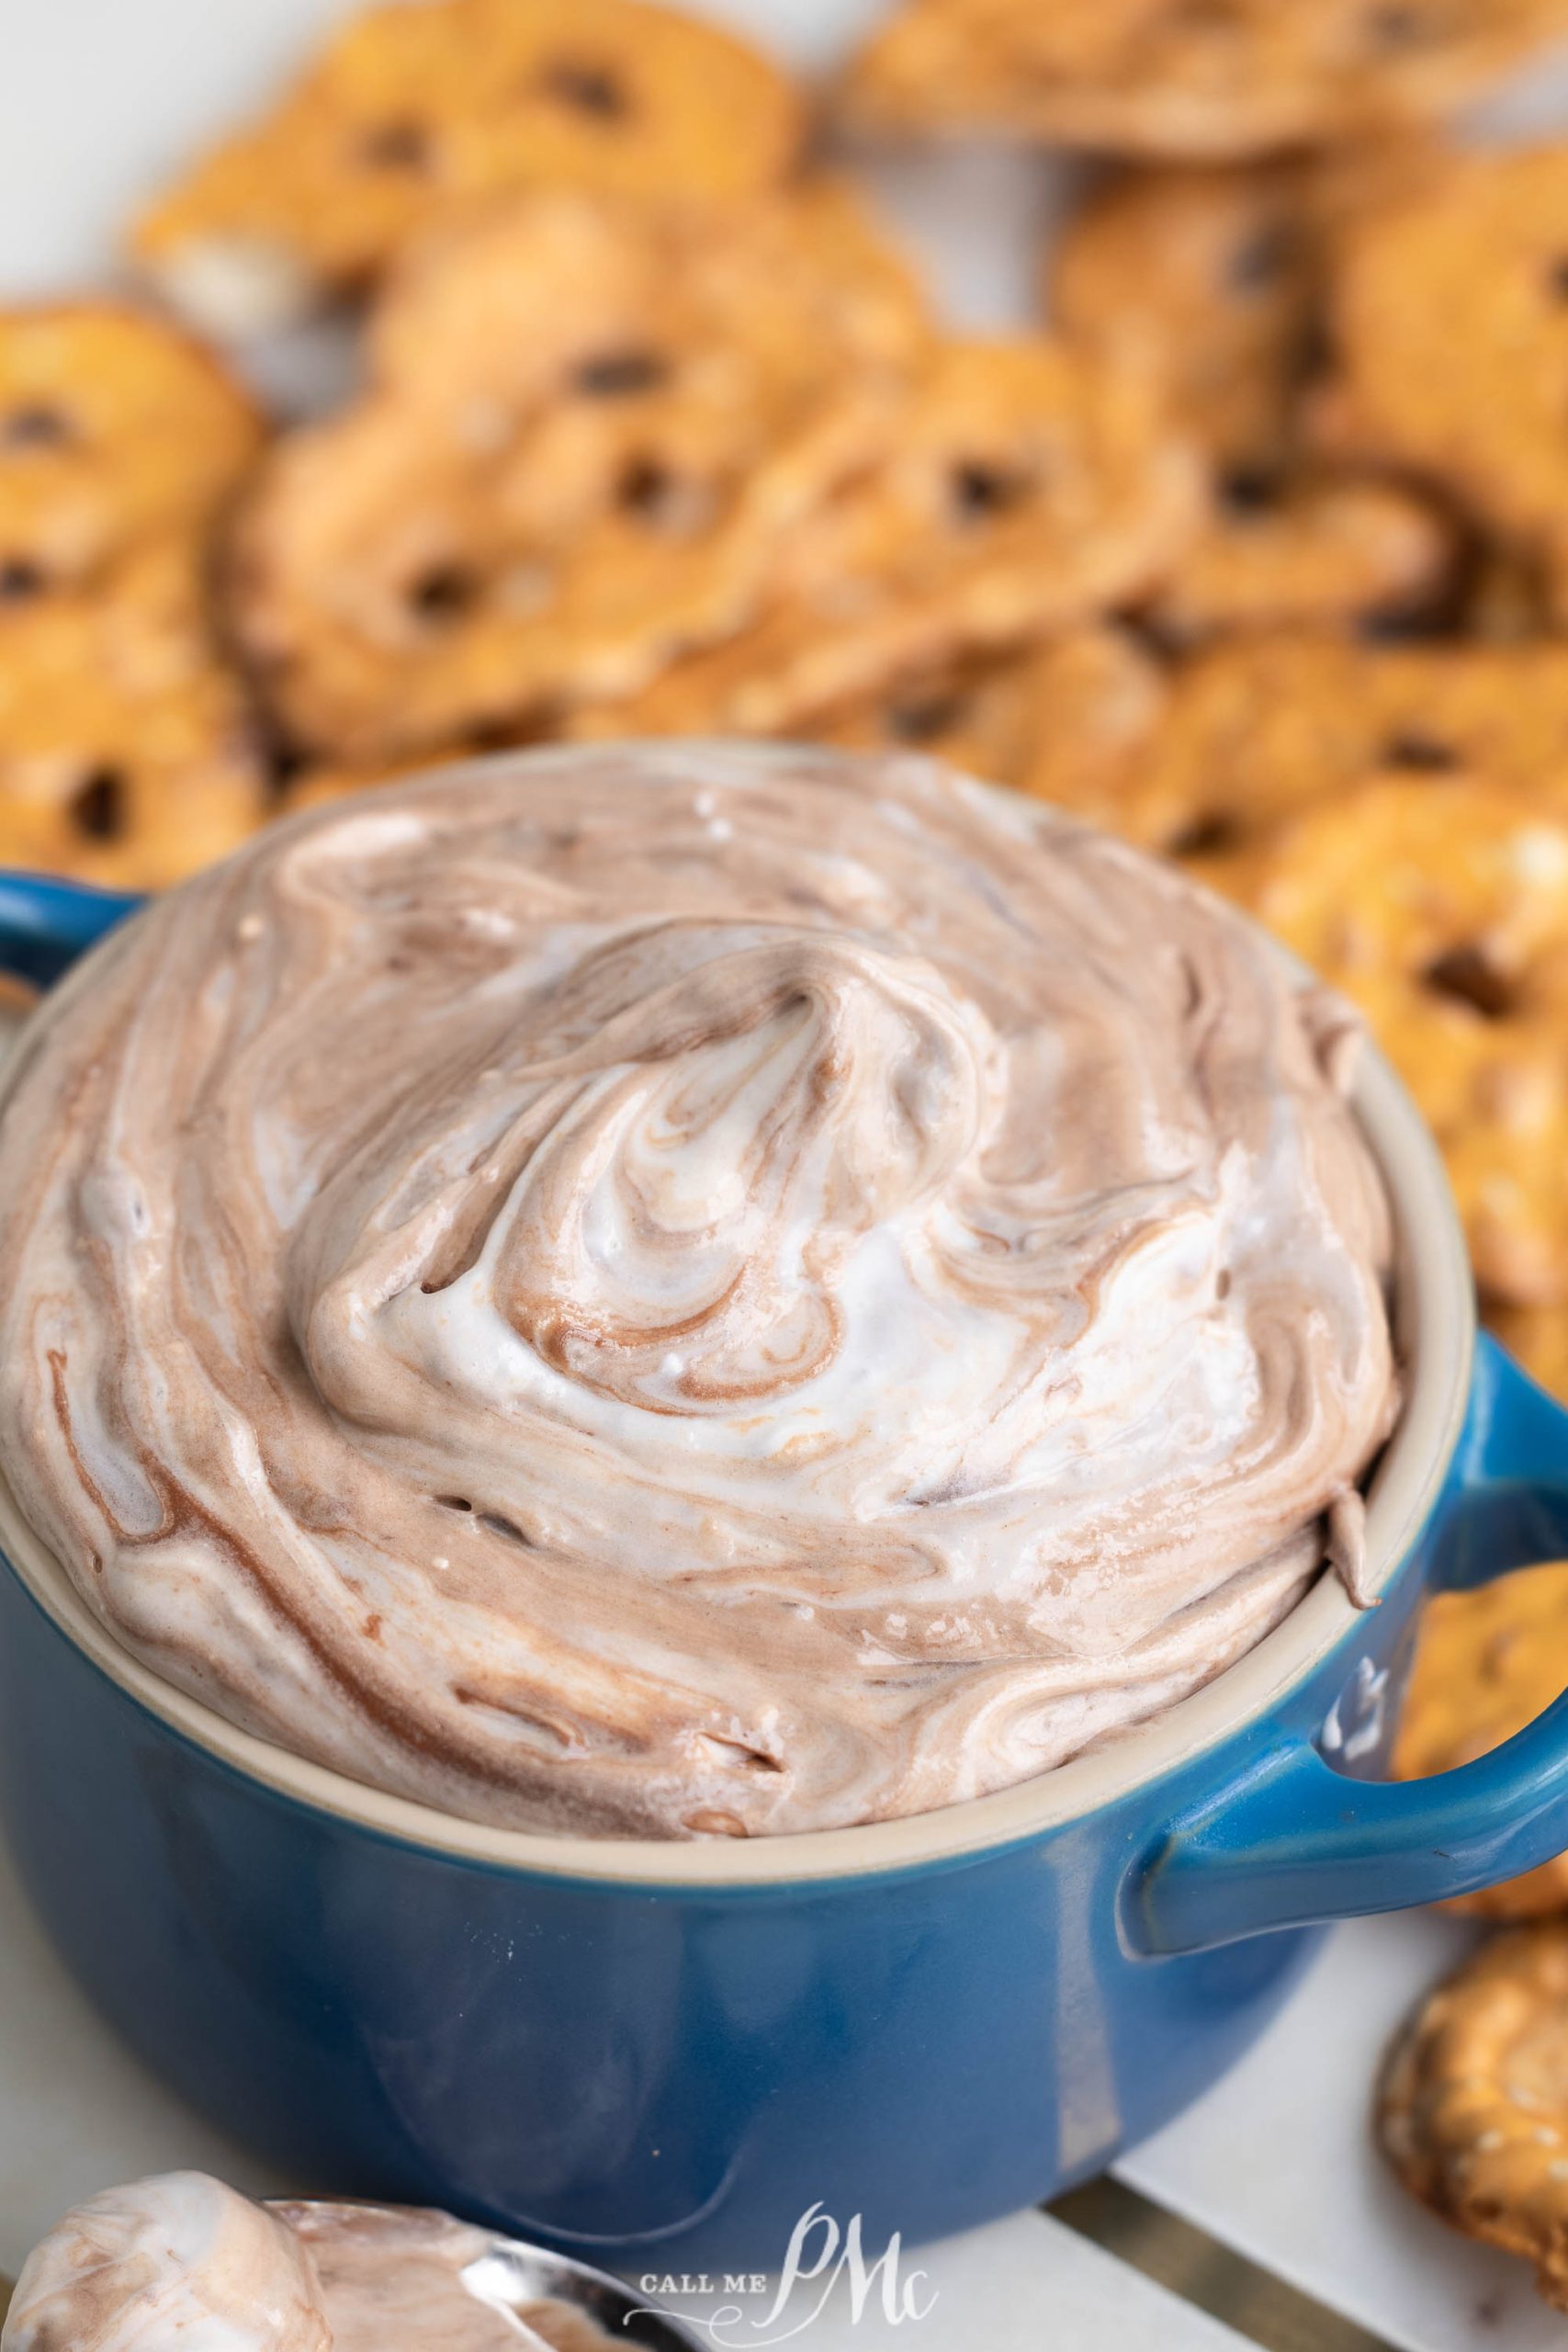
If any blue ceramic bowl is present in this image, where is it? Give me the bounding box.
[1,863,1567,2271]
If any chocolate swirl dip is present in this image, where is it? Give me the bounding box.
[0,745,1397,1838]
[2,2173,625,2351]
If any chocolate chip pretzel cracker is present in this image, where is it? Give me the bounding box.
[132,0,805,336]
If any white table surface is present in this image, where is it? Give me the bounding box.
[7,6,1568,2346]
[1122,1916,1568,2352]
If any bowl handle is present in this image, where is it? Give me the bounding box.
[0,874,141,988]
[1131,1332,1568,1957]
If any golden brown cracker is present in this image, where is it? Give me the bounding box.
[1116,634,1568,864]
[1380,1922,1568,2309]
[558,338,1199,741]
[1050,160,1460,639]
[1237,775,1568,1308]
[1394,1561,1568,1919]
[132,0,805,335]
[0,548,269,889]
[572,625,1166,831]
[0,303,263,604]
[1052,160,1326,468]
[1144,470,1457,644]
[226,186,931,762]
[815,626,1167,826]
[841,0,1568,161]
[1330,146,1568,614]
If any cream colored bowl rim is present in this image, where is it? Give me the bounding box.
[0,782,1474,1887]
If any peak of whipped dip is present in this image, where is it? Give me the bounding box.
[0,745,1398,1837]
[1,2177,619,2352]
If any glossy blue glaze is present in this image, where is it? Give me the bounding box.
[0,873,140,985]
[1,873,1567,2267]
